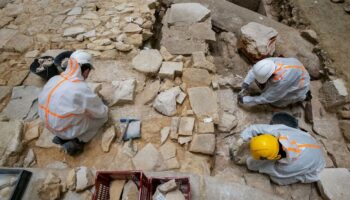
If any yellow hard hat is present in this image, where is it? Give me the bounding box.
[250,134,280,160]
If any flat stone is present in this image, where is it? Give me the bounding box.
[165,157,181,170]
[24,119,41,142]
[165,189,185,200]
[317,168,350,200]
[321,139,350,168]
[192,51,216,72]
[81,12,99,20]
[132,49,163,74]
[4,33,33,53]
[0,121,22,166]
[132,143,162,171]
[218,112,238,132]
[125,34,143,47]
[178,136,192,145]
[0,86,11,103]
[159,142,176,160]
[320,79,349,110]
[170,117,180,140]
[115,42,133,52]
[198,122,214,134]
[188,87,219,122]
[83,30,96,38]
[7,70,29,86]
[110,79,136,106]
[189,133,215,155]
[67,7,82,15]
[76,166,94,192]
[137,80,160,105]
[66,168,76,191]
[153,86,181,116]
[160,127,171,145]
[23,149,36,167]
[176,92,186,104]
[36,128,61,149]
[217,89,237,114]
[158,179,177,193]
[339,120,350,141]
[63,26,86,37]
[122,180,139,200]
[101,126,115,152]
[93,38,112,46]
[160,46,174,61]
[178,117,195,136]
[45,161,68,169]
[244,173,273,194]
[158,62,183,79]
[301,29,318,44]
[123,23,142,33]
[2,86,41,121]
[240,22,278,61]
[166,3,210,25]
[109,180,125,200]
[0,28,17,49]
[161,38,208,55]
[182,68,211,87]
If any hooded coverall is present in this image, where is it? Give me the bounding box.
[38,58,108,142]
[243,57,310,107]
[241,124,325,185]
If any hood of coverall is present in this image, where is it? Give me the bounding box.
[62,50,92,81]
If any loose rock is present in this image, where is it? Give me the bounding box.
[76,166,94,192]
[110,79,136,106]
[178,117,195,136]
[153,86,181,116]
[189,134,216,155]
[101,126,115,152]
[320,79,349,110]
[192,51,216,72]
[188,87,219,122]
[132,143,162,171]
[160,127,171,145]
[63,26,86,37]
[132,49,163,74]
[160,46,174,61]
[197,121,215,134]
[158,62,183,79]
[159,142,176,160]
[317,168,350,200]
[218,112,238,132]
[66,168,76,191]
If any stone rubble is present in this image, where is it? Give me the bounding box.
[75,166,94,192]
[153,86,181,116]
[37,173,64,200]
[110,79,136,106]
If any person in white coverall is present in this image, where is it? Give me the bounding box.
[238,57,311,107]
[38,50,108,155]
[240,124,325,185]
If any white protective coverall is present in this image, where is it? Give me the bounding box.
[241,124,325,185]
[38,57,108,142]
[243,57,310,107]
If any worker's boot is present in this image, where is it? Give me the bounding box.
[52,136,69,145]
[62,139,85,156]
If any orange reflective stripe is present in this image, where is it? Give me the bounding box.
[298,144,320,149]
[286,147,301,153]
[39,104,78,119]
[273,71,286,81]
[279,136,288,140]
[290,140,297,145]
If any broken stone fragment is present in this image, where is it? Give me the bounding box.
[153,86,181,116]
[125,34,143,47]
[178,136,192,145]
[339,120,350,141]
[132,49,163,74]
[23,149,36,167]
[63,26,86,37]
[76,167,94,192]
[159,142,176,160]
[300,29,318,45]
[0,121,23,166]
[37,173,62,200]
[160,46,174,61]
[158,62,183,79]
[218,112,238,132]
[110,79,136,106]
[81,12,99,20]
[182,68,212,87]
[319,79,349,110]
[192,51,216,72]
[188,87,219,122]
[317,168,350,200]
[67,7,82,15]
[178,117,195,136]
[198,121,215,134]
[160,126,171,145]
[115,42,133,52]
[23,119,41,142]
[137,80,160,105]
[123,23,142,33]
[122,180,139,200]
[176,92,186,104]
[170,117,180,140]
[132,143,162,171]
[239,22,278,61]
[189,134,215,155]
[165,189,186,200]
[158,179,178,194]
[109,180,125,200]
[101,126,116,152]
[165,157,181,170]
[92,38,112,46]
[4,33,33,53]
[66,168,76,191]
[166,3,211,25]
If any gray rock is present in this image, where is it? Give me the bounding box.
[161,38,208,55]
[45,161,68,169]
[182,68,212,87]
[66,168,76,191]
[192,51,216,72]
[166,3,210,25]
[153,87,181,116]
[132,143,162,171]
[240,22,278,61]
[321,139,350,168]
[160,46,174,61]
[188,87,219,122]
[3,3,23,17]
[63,26,86,37]
[101,126,115,152]
[301,29,318,44]
[159,62,183,79]
[2,86,41,121]
[317,168,350,200]
[132,49,163,74]
[170,117,180,140]
[178,117,195,136]
[115,42,133,52]
[110,79,136,106]
[176,92,186,104]
[178,136,192,145]
[218,112,238,132]
[0,121,23,166]
[81,12,99,20]
[189,134,215,155]
[76,166,94,192]
[67,7,82,15]
[320,79,349,110]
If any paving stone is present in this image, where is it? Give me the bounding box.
[132,49,163,74]
[166,3,210,25]
[159,142,176,160]
[188,21,216,41]
[182,68,211,87]
[160,126,170,145]
[165,157,181,170]
[244,173,273,194]
[188,87,219,122]
[301,29,318,44]
[76,166,94,192]
[101,126,115,153]
[160,46,174,61]
[240,22,278,61]
[216,89,237,114]
[158,62,183,79]
[317,168,350,200]
[67,7,82,15]
[2,86,41,121]
[176,92,186,104]
[153,86,181,116]
[63,26,86,37]
[178,117,195,136]
[137,80,160,105]
[197,121,215,134]
[132,143,162,171]
[178,136,192,145]
[0,121,23,166]
[189,133,215,155]
[320,79,349,110]
[218,112,238,132]
[321,139,350,168]
[192,51,216,72]
[110,79,136,106]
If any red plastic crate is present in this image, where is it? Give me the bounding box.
[149,177,191,200]
[93,170,149,200]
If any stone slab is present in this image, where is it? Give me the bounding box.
[188,87,218,122]
[317,168,350,200]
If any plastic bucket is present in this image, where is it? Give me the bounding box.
[54,51,73,71]
[30,56,59,81]
[270,112,298,129]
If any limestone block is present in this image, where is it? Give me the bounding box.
[178,117,195,136]
[158,62,183,79]
[166,3,210,25]
[189,134,215,155]
[132,49,163,74]
[317,168,350,200]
